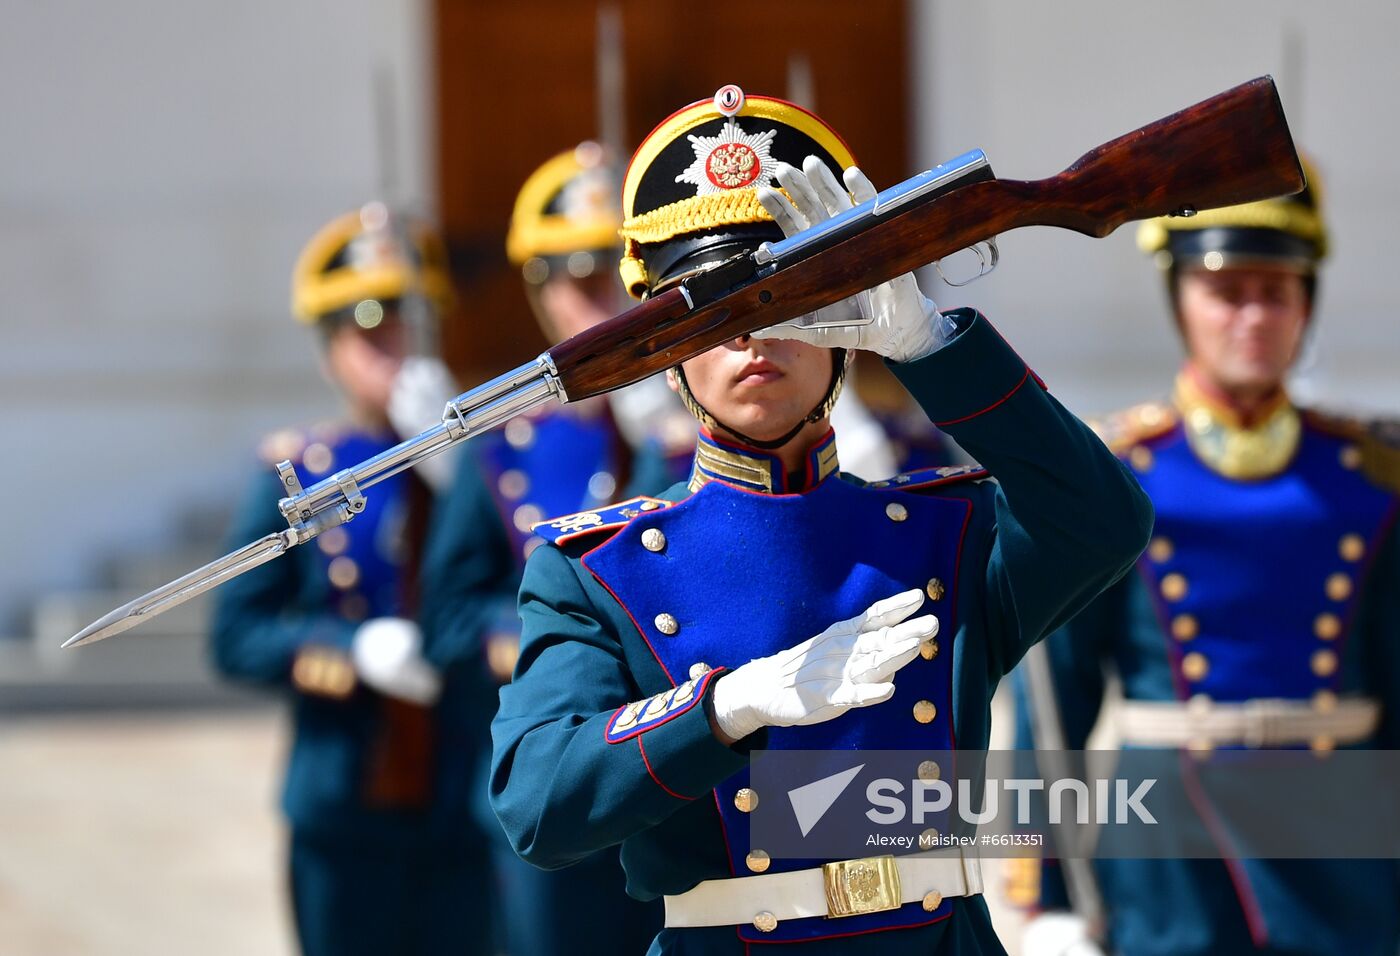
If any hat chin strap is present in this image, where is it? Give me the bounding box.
[670,351,849,451]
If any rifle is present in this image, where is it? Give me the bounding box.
[65,76,1302,648]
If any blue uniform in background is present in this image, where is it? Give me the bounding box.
[211,423,495,956]
[488,312,1153,954]
[421,402,682,954]
[1012,373,1400,956]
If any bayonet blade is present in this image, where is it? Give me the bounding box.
[63,532,295,648]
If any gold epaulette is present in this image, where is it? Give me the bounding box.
[1305,408,1400,494]
[1090,401,1178,455]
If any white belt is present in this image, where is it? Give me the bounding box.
[663,849,983,931]
[1116,697,1380,748]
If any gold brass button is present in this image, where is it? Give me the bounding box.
[886,502,909,522]
[919,640,940,661]
[640,500,662,511]
[1325,573,1352,602]
[498,469,528,500]
[689,662,712,680]
[1171,614,1199,641]
[917,760,941,781]
[644,693,671,717]
[1160,573,1188,602]
[745,849,771,873]
[1339,534,1366,562]
[913,700,937,724]
[1148,536,1174,563]
[641,528,667,552]
[734,788,759,813]
[1340,445,1362,470]
[513,504,543,533]
[926,578,946,601]
[1311,735,1336,754]
[922,891,943,912]
[1129,446,1154,472]
[753,912,778,933]
[1314,613,1341,641]
[1181,652,1209,682]
[327,556,360,590]
[317,526,349,556]
[1313,690,1338,713]
[303,442,334,475]
[505,418,535,449]
[1311,648,1338,678]
[654,613,680,636]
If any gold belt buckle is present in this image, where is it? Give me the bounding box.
[822,855,902,918]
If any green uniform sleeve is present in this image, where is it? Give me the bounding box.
[490,542,752,870]
[208,469,357,686]
[890,309,1154,680]
[418,443,522,671]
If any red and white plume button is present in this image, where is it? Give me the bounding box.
[713,84,745,117]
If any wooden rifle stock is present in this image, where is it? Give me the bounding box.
[552,76,1303,401]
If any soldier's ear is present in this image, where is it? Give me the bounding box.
[665,367,681,394]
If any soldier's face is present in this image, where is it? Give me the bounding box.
[323,312,407,418]
[674,335,834,443]
[1176,266,1311,396]
[538,272,625,341]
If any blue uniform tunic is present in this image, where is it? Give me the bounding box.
[420,403,684,954]
[1013,375,1400,956]
[210,422,495,956]
[490,312,1154,954]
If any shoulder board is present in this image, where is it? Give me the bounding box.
[1306,408,1400,494]
[530,496,673,546]
[868,463,989,492]
[1301,407,1369,441]
[1091,401,1177,454]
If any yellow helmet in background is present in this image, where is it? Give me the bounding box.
[507,142,622,285]
[291,201,455,324]
[1136,156,1328,274]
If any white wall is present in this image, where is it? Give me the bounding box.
[911,0,1400,417]
[0,0,431,631]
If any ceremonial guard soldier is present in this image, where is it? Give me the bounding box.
[1014,168,1400,956]
[420,143,672,953]
[210,205,494,956]
[488,87,1152,953]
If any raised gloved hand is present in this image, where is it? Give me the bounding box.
[388,356,461,492]
[710,589,936,742]
[351,617,442,705]
[1022,913,1106,956]
[754,158,956,363]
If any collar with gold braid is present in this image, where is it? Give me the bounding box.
[688,428,840,494]
[1173,370,1301,480]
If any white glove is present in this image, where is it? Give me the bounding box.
[351,617,442,705]
[754,158,955,363]
[1022,913,1106,956]
[710,589,936,741]
[388,356,461,492]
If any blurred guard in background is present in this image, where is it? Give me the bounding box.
[210,203,495,956]
[1014,166,1400,956]
[420,143,668,953]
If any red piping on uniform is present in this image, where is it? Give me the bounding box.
[1177,749,1270,947]
[946,498,974,752]
[933,368,1032,427]
[637,735,692,801]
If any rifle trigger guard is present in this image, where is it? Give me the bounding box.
[935,237,1000,288]
[333,470,367,515]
